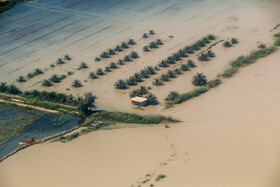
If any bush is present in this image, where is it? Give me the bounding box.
[219,67,238,78]
[155,174,166,181]
[206,79,222,89]
[192,73,207,86]
[90,111,178,124]
[165,91,179,101]
[173,87,208,104]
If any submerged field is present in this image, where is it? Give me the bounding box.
[0,0,280,186]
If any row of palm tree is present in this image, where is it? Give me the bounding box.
[143,38,163,52]
[56,54,72,65]
[0,82,83,105]
[25,68,44,80]
[115,35,212,89]
[223,38,238,48]
[0,82,22,95]
[114,66,158,89]
[197,50,216,61]
[95,39,137,61]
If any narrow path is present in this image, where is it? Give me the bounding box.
[0,99,59,113]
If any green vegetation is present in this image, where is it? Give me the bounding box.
[90,111,178,124]
[64,54,72,61]
[0,0,24,14]
[49,74,66,83]
[231,38,238,44]
[192,73,207,86]
[145,93,158,105]
[129,86,149,98]
[149,30,155,35]
[56,58,65,64]
[142,33,149,38]
[219,46,276,78]
[143,38,164,52]
[223,41,232,48]
[96,68,105,76]
[274,32,280,46]
[0,103,43,151]
[258,43,266,49]
[128,39,136,45]
[89,72,98,79]
[155,174,166,182]
[78,92,96,116]
[167,87,208,104]
[206,78,222,89]
[51,116,69,128]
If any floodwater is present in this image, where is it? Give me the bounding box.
[0,0,280,186]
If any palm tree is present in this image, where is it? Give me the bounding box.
[178,49,187,58]
[67,71,74,76]
[207,50,216,58]
[79,62,88,69]
[146,93,158,105]
[88,72,98,79]
[7,84,22,95]
[130,51,139,58]
[27,73,34,79]
[192,73,207,86]
[202,37,210,44]
[187,60,197,68]
[42,79,53,87]
[126,76,137,86]
[96,68,105,76]
[123,55,131,62]
[160,74,169,82]
[57,58,65,64]
[197,40,206,47]
[143,46,150,52]
[140,69,149,78]
[152,78,163,86]
[129,89,140,98]
[165,91,179,101]
[258,43,266,48]
[34,68,43,75]
[72,79,83,88]
[171,53,181,61]
[198,53,209,61]
[139,86,148,94]
[0,82,7,92]
[121,42,129,49]
[207,34,216,40]
[108,48,115,55]
[117,59,125,65]
[134,73,143,82]
[142,33,149,38]
[192,43,200,51]
[64,54,72,60]
[166,57,176,64]
[155,38,163,45]
[145,66,156,75]
[128,39,136,45]
[109,62,118,69]
[184,46,194,54]
[167,70,176,78]
[114,45,123,52]
[50,64,55,68]
[231,38,238,44]
[158,60,169,68]
[95,57,101,61]
[114,79,128,89]
[149,30,155,35]
[149,41,158,48]
[17,76,26,83]
[180,64,189,71]
[100,51,109,58]
[50,74,61,83]
[105,66,111,72]
[223,41,232,48]
[174,68,182,75]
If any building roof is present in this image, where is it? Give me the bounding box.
[131,96,147,103]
